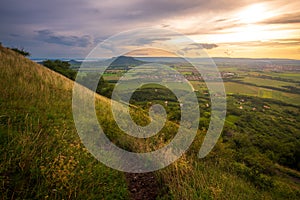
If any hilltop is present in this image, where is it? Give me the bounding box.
[106,56,146,69]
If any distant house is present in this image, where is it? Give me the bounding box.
[222,72,236,78]
[263,105,271,109]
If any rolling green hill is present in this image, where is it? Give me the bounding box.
[0,45,299,199]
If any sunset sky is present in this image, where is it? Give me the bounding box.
[0,0,299,59]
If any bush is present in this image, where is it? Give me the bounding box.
[42,60,76,80]
[10,47,31,57]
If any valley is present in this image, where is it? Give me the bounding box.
[1,46,300,199]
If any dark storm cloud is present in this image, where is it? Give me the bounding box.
[36,30,92,47]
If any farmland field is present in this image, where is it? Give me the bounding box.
[190,80,300,105]
[265,72,300,82]
[101,62,300,106]
[241,76,296,89]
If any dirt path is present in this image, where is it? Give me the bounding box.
[125,172,160,200]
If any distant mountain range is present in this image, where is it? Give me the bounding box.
[135,57,300,65]
[31,56,300,67]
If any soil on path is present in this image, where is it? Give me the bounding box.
[125,172,160,200]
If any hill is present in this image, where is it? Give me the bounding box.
[106,56,146,69]
[0,45,130,199]
[0,45,299,199]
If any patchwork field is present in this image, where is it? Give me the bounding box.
[190,81,300,105]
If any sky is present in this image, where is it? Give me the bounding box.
[0,0,299,59]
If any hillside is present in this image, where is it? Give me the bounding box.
[0,45,173,199]
[0,45,130,199]
[0,45,299,199]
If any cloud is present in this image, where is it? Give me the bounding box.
[36,30,92,47]
[182,43,218,52]
[267,39,300,46]
[0,0,260,35]
[260,12,300,24]
[9,33,20,37]
[178,43,218,56]
[0,0,298,58]
[98,40,116,53]
[115,0,261,20]
[134,37,171,45]
[196,43,218,49]
[219,38,300,48]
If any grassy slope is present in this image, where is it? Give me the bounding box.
[0,46,129,199]
[0,46,299,199]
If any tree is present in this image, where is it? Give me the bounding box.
[10,47,31,57]
[77,73,114,98]
[42,60,76,80]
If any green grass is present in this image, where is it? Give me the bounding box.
[0,46,130,199]
[258,89,273,98]
[242,76,297,89]
[218,66,244,73]
[158,159,270,200]
[266,72,300,82]
[224,82,259,95]
[225,115,240,127]
[192,81,300,105]
[1,45,299,199]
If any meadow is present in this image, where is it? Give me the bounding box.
[1,46,300,199]
[0,46,130,199]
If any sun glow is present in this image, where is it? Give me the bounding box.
[237,3,270,24]
[156,2,299,59]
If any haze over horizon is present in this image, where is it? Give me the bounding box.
[1,0,299,59]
